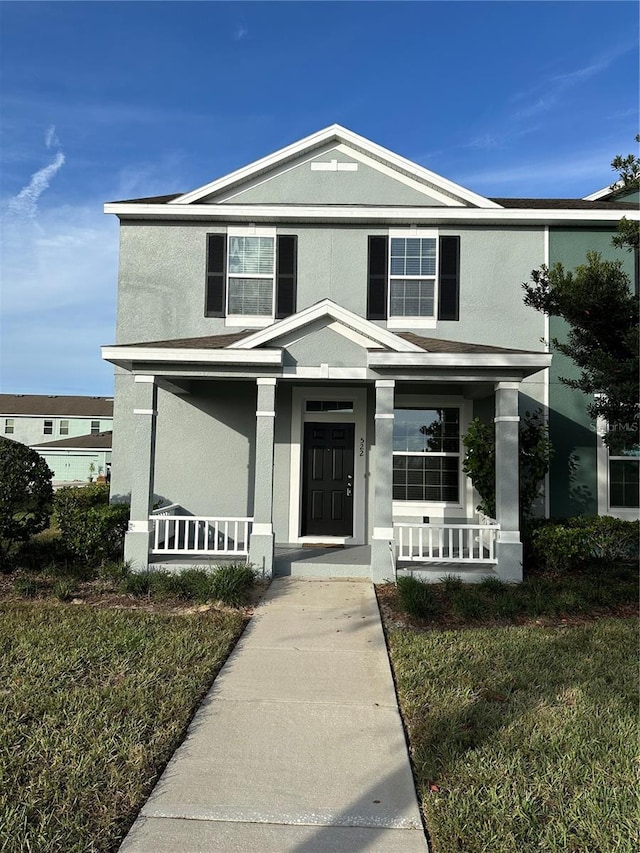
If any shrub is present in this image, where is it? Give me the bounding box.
[53,579,77,602]
[13,576,38,598]
[55,485,129,565]
[531,517,639,572]
[15,529,68,572]
[397,575,441,619]
[119,572,151,596]
[209,563,256,606]
[98,560,132,584]
[0,437,53,572]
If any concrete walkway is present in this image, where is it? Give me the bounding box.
[120,578,429,852]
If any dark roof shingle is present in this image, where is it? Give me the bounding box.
[0,395,113,417]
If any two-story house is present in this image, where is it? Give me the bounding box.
[101,125,638,582]
[0,394,113,483]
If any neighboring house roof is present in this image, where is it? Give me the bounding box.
[0,394,114,417]
[32,431,113,450]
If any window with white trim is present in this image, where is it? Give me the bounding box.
[91,420,100,435]
[392,408,460,502]
[59,420,69,435]
[227,233,275,317]
[389,234,438,319]
[609,440,639,509]
[43,420,53,435]
[4,418,14,434]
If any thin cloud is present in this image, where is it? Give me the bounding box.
[234,23,248,41]
[7,149,65,219]
[45,124,61,149]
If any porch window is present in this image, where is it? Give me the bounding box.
[609,434,639,508]
[392,407,460,502]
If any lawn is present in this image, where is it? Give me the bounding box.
[387,615,639,853]
[0,602,245,853]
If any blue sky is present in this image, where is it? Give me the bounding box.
[1,0,638,396]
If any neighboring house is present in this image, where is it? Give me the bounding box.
[0,395,113,483]
[101,125,639,581]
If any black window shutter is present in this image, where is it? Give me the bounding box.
[205,234,226,317]
[275,235,297,319]
[438,236,460,321]
[367,236,388,319]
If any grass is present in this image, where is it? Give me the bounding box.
[0,602,245,852]
[387,616,639,853]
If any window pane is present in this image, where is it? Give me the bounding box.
[60,420,69,435]
[610,459,640,508]
[43,420,53,435]
[229,236,274,275]
[392,454,459,502]
[228,278,273,316]
[389,279,435,317]
[393,409,459,453]
[4,419,14,434]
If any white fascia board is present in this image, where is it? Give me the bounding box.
[101,346,282,365]
[368,352,552,369]
[104,202,639,224]
[583,181,622,201]
[228,298,423,352]
[169,125,347,205]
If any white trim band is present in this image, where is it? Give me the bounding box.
[374,413,395,420]
[133,409,157,416]
[372,527,395,539]
[498,530,522,544]
[134,375,155,383]
[251,523,273,536]
[128,520,153,533]
[256,411,276,418]
[257,377,277,386]
[494,416,520,423]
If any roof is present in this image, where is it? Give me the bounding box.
[32,431,113,450]
[0,394,114,417]
[490,197,638,210]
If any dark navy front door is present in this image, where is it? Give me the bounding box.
[302,422,354,536]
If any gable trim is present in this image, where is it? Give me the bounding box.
[227,299,423,352]
[168,125,500,209]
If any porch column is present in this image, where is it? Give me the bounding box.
[249,378,277,577]
[370,379,395,583]
[124,375,157,571]
[494,381,522,582]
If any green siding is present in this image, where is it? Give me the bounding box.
[547,227,635,517]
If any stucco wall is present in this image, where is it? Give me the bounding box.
[116,222,547,352]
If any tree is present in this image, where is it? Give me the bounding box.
[462,410,553,523]
[522,253,638,450]
[0,437,53,571]
[610,135,639,252]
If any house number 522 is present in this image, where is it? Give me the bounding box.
[359,437,365,457]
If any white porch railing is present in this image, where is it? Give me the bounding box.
[395,521,500,564]
[149,509,253,557]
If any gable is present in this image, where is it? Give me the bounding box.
[170,125,499,210]
[209,143,456,208]
[279,322,371,369]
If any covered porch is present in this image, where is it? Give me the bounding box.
[103,300,550,583]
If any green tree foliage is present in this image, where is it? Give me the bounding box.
[55,483,129,564]
[610,134,640,252]
[0,437,53,571]
[522,253,638,450]
[462,410,552,522]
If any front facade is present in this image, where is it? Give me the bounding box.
[102,126,638,581]
[0,394,113,483]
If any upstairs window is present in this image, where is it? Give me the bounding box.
[367,232,460,326]
[43,420,53,435]
[59,420,69,435]
[205,229,297,325]
[91,420,100,435]
[4,418,14,434]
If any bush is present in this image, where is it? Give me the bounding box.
[209,563,256,606]
[55,485,129,565]
[397,575,441,619]
[119,563,256,606]
[531,516,639,572]
[0,437,53,572]
[53,579,77,602]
